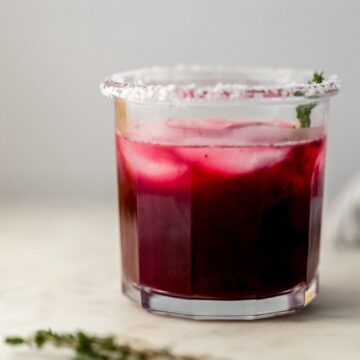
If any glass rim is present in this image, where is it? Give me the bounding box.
[100,64,340,105]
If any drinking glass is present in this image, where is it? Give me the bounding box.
[101,65,339,319]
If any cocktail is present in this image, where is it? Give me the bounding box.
[101,66,339,319]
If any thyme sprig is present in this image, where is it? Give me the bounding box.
[5,329,206,360]
[295,71,324,128]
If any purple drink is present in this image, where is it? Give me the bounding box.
[116,120,325,301]
[101,65,339,319]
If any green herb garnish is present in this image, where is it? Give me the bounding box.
[5,329,205,360]
[295,71,324,128]
[311,71,325,84]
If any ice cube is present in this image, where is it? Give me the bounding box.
[176,146,290,175]
[165,118,247,147]
[226,122,294,145]
[165,119,298,147]
[120,140,188,182]
[126,121,176,144]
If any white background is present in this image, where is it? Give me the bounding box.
[0,4,359,358]
[0,0,358,204]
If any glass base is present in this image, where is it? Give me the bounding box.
[123,276,319,320]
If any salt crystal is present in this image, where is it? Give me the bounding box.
[100,65,340,102]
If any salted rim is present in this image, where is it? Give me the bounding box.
[100,65,340,103]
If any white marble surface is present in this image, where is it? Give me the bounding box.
[1,201,360,359]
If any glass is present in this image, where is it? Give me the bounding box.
[101,65,339,320]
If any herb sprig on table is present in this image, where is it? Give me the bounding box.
[5,329,205,360]
[295,71,324,128]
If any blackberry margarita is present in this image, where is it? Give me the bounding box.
[101,66,339,319]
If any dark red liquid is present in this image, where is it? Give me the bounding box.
[116,120,325,300]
